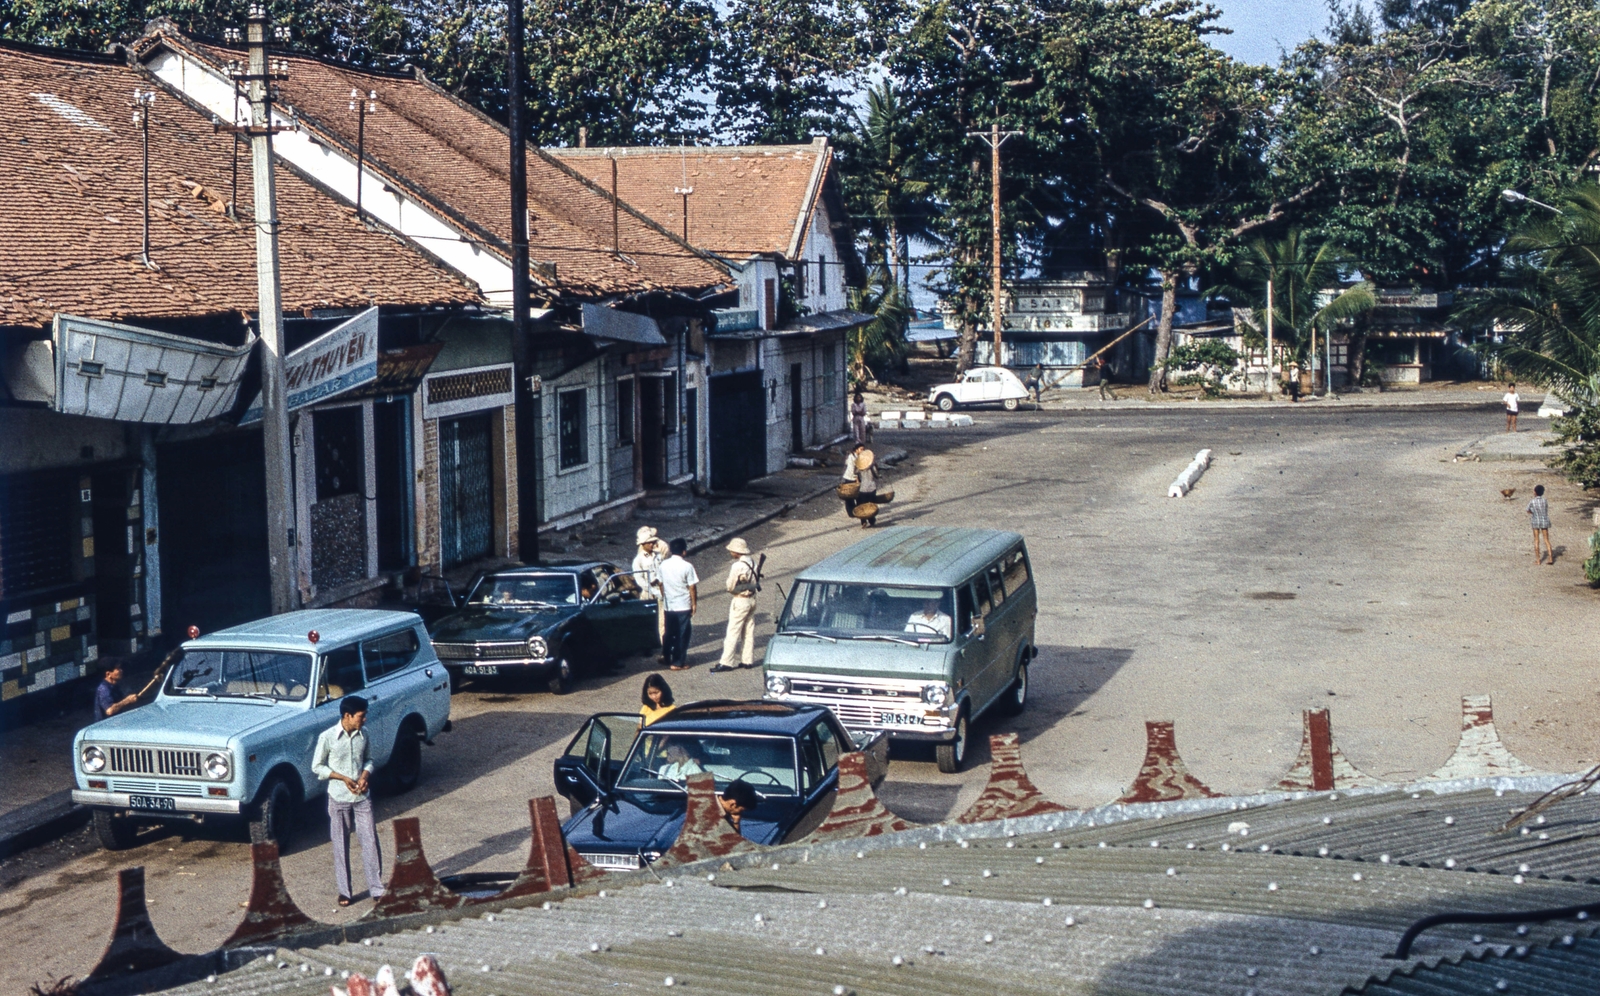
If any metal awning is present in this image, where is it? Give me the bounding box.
[17,314,255,423]
[582,303,666,346]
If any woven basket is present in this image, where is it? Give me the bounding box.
[837,481,861,499]
[850,502,879,520]
[875,488,894,504]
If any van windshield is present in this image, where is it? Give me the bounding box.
[778,582,953,644]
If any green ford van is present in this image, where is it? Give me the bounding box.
[762,527,1036,772]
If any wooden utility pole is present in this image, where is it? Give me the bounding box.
[968,124,1022,363]
[239,4,298,613]
[508,0,540,564]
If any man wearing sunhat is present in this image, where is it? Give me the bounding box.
[633,526,667,654]
[713,538,760,673]
[841,443,878,528]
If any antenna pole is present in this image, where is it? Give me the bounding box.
[133,89,154,267]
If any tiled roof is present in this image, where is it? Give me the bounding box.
[548,142,832,260]
[139,30,729,301]
[0,42,481,331]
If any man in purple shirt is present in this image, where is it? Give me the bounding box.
[93,663,139,722]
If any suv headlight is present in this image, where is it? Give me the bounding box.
[81,744,106,773]
[205,752,232,780]
[765,673,790,697]
[526,636,548,659]
[921,682,952,707]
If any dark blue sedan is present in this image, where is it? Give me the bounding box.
[555,701,889,871]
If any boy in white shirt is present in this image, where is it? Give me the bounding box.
[1504,382,1519,433]
[657,537,699,670]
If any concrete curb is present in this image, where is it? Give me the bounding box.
[1031,398,1516,416]
[0,791,88,860]
[685,480,843,556]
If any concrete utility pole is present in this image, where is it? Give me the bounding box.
[508,0,540,564]
[968,124,1022,363]
[240,5,298,613]
[1265,278,1275,398]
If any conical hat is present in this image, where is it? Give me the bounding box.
[856,449,875,470]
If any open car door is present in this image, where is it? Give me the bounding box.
[581,568,660,659]
[554,712,643,812]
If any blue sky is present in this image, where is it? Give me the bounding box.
[1210,0,1333,64]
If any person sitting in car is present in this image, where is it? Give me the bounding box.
[905,597,953,640]
[658,743,704,781]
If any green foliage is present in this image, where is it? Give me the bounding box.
[1584,528,1600,584]
[1159,340,1243,397]
[1546,402,1600,488]
[848,266,911,382]
[1212,230,1377,362]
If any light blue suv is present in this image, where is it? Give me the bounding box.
[71,610,452,849]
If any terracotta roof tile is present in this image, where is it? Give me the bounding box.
[0,42,481,331]
[147,32,728,301]
[548,144,829,259]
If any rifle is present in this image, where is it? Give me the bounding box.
[753,553,766,593]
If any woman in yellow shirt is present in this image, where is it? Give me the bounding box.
[639,673,676,725]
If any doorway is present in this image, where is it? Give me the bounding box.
[373,397,412,572]
[639,376,666,487]
[789,362,804,453]
[684,387,698,478]
[310,406,367,590]
[709,370,765,491]
[91,466,143,653]
[439,412,493,568]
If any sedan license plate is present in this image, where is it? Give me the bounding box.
[463,665,500,676]
[128,794,176,811]
[876,711,922,726]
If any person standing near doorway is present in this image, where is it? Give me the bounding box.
[1528,484,1554,565]
[312,696,384,907]
[658,538,699,670]
[713,538,759,673]
[1504,383,1520,433]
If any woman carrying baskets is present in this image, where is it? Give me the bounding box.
[841,443,880,528]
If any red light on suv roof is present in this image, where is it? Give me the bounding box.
[308,630,320,644]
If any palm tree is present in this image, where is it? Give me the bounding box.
[842,81,931,294]
[1213,230,1377,384]
[1458,186,1600,405]
[848,265,912,383]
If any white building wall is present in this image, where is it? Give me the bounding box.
[540,359,606,524]
[797,200,850,314]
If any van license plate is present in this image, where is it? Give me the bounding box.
[128,795,176,811]
[463,665,500,676]
[877,712,921,726]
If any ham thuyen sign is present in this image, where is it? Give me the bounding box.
[241,307,379,424]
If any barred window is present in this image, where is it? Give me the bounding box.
[559,389,588,470]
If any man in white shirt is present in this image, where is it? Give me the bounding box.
[657,537,699,670]
[633,526,667,657]
[905,597,953,641]
[1504,382,1520,433]
[311,696,384,906]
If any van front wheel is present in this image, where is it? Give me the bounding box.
[936,712,968,773]
[999,663,1028,716]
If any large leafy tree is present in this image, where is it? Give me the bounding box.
[712,0,876,144]
[837,81,932,295]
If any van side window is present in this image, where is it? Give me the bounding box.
[956,584,976,635]
[973,572,994,619]
[362,628,420,680]
[1001,548,1031,593]
[319,645,364,703]
[986,564,1007,607]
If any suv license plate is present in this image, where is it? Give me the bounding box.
[877,712,921,726]
[128,794,176,811]
[463,665,500,676]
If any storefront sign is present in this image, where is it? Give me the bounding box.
[241,307,378,423]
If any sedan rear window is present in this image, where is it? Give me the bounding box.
[164,649,313,701]
[617,733,797,795]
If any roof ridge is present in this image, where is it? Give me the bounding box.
[0,36,126,64]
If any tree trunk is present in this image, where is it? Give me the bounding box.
[1147,275,1179,393]
[1347,332,1367,388]
[956,301,978,374]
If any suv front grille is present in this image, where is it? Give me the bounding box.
[435,641,532,661]
[108,746,205,778]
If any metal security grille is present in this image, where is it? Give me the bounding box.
[108,746,204,778]
[439,413,493,568]
[0,469,77,598]
[427,367,512,406]
[433,641,530,661]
